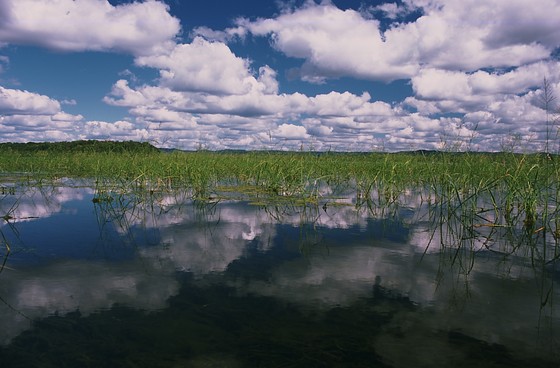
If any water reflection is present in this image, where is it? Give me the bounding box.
[0,180,559,366]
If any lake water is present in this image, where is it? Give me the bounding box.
[0,178,559,367]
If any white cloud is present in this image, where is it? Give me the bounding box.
[481,0,560,49]
[274,123,308,139]
[129,106,192,125]
[406,0,553,71]
[236,0,557,84]
[191,25,247,43]
[135,38,258,95]
[81,120,148,140]
[304,120,333,137]
[104,60,426,150]
[1,113,76,135]
[308,92,395,117]
[371,2,405,19]
[408,62,560,129]
[60,99,77,106]
[52,111,83,122]
[133,40,279,98]
[411,69,472,101]
[237,3,418,82]
[0,0,180,56]
[0,86,61,115]
[104,78,285,117]
[0,85,156,144]
[2,0,558,152]
[469,62,560,95]
[257,65,279,95]
[105,52,523,152]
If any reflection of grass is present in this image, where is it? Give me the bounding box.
[1,149,560,363]
[0,229,10,274]
[2,150,559,232]
[2,149,559,259]
[0,187,18,274]
[2,149,560,306]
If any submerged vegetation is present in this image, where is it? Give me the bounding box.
[1,142,560,276]
[1,141,560,364]
[0,140,554,188]
[0,141,558,212]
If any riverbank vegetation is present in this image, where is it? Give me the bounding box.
[1,141,560,247]
[0,141,554,187]
[1,140,560,311]
[1,141,558,213]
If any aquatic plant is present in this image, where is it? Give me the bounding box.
[1,144,559,265]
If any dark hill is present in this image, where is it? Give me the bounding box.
[0,140,159,154]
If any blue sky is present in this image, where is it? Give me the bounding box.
[0,0,559,151]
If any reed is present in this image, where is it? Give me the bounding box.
[0,148,558,240]
[2,145,559,313]
[0,149,555,195]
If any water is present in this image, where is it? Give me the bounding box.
[0,178,559,367]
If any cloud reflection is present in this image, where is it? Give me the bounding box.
[0,183,557,355]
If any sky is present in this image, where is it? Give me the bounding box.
[0,0,559,152]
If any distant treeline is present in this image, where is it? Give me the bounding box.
[0,140,159,153]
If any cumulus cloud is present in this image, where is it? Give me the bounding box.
[481,0,560,49]
[191,25,247,43]
[407,62,560,131]
[274,123,308,139]
[0,85,153,144]
[0,113,75,142]
[307,92,395,117]
[105,48,502,152]
[1,0,559,152]
[0,86,61,115]
[235,0,557,83]
[104,55,426,150]
[135,38,257,95]
[236,3,418,82]
[81,120,144,139]
[412,62,560,101]
[0,0,180,56]
[405,0,552,71]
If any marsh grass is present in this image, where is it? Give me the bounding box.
[1,146,560,333]
[1,148,559,273]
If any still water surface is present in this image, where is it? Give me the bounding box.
[0,178,558,367]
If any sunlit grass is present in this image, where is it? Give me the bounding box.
[0,149,555,196]
[1,149,559,249]
[1,146,560,312]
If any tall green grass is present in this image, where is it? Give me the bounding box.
[0,149,554,197]
[1,147,560,310]
[0,149,558,247]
